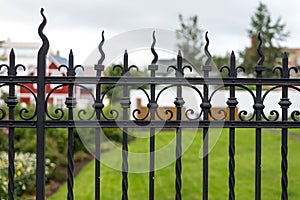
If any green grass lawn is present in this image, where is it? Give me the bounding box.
[49,128,300,199]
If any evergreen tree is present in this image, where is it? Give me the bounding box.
[241,2,289,77]
[176,14,204,72]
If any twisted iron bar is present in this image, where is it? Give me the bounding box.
[67,149,74,200]
[175,148,182,200]
[281,144,288,200]
[229,131,235,200]
[8,130,14,200]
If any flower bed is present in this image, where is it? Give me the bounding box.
[0,152,55,199]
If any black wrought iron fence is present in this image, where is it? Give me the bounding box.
[0,9,299,200]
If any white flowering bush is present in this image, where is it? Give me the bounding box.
[0,152,55,199]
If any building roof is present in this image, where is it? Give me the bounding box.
[1,39,40,49]
[49,53,68,67]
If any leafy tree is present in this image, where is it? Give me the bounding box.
[176,14,231,77]
[241,2,289,77]
[176,14,205,72]
[212,53,232,76]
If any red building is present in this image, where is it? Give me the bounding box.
[20,54,70,107]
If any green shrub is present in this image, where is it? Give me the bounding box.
[0,152,55,199]
[0,128,8,152]
[0,103,134,198]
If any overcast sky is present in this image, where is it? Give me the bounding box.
[1,0,300,64]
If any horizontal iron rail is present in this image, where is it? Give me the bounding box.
[0,120,299,128]
[0,76,299,86]
[38,120,300,128]
[0,121,36,127]
[0,76,37,83]
[41,77,300,85]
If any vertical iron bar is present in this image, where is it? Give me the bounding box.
[95,95,102,200]
[6,49,18,200]
[254,79,262,200]
[201,32,212,200]
[149,74,156,200]
[95,95,101,200]
[202,83,209,200]
[36,8,49,200]
[279,53,290,200]
[227,51,238,200]
[66,50,75,200]
[254,33,264,200]
[281,127,288,200]
[174,51,184,200]
[94,31,105,200]
[121,50,130,200]
[149,31,158,200]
